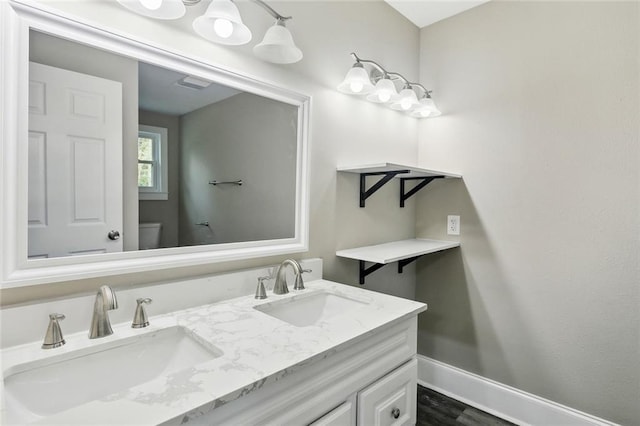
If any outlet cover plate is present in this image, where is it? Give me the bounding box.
[447,215,460,235]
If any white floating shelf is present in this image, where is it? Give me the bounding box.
[337,238,460,264]
[337,238,460,284]
[337,163,461,179]
[337,163,461,207]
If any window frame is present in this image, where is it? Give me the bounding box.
[138,124,168,201]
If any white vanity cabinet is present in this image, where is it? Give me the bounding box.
[187,316,419,426]
[309,357,417,426]
[357,359,417,426]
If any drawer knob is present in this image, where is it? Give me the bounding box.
[391,407,401,419]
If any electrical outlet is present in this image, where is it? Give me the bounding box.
[447,215,460,235]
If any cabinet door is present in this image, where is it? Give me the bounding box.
[309,395,357,426]
[357,359,417,426]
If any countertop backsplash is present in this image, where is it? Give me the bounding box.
[0,258,323,349]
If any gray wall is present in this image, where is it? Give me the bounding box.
[29,31,140,251]
[178,93,297,246]
[415,2,639,424]
[138,109,181,248]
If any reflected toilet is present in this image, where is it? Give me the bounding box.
[138,223,162,250]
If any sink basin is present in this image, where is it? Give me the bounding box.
[254,291,368,327]
[3,326,221,423]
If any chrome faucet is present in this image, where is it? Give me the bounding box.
[42,313,66,349]
[273,259,311,294]
[89,285,118,339]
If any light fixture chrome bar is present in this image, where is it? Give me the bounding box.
[350,52,425,91]
[250,0,292,21]
[387,72,409,85]
[350,52,386,75]
[407,82,432,98]
[183,0,292,21]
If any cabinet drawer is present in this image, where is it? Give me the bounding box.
[357,358,417,426]
[309,396,356,426]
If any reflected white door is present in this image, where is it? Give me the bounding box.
[28,62,123,258]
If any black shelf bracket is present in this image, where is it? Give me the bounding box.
[399,176,445,207]
[360,170,409,207]
[397,256,421,273]
[359,260,386,285]
[358,255,425,284]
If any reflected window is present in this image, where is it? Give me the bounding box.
[138,124,168,200]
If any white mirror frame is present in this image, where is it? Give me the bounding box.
[0,0,311,288]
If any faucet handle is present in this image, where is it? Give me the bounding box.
[132,298,152,328]
[255,276,270,299]
[294,267,312,291]
[42,313,66,349]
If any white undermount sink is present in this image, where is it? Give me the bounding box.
[254,291,368,327]
[2,326,221,424]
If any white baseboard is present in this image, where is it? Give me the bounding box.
[417,355,618,426]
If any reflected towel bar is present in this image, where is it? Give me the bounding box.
[209,180,243,186]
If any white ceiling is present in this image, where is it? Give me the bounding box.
[384,0,491,28]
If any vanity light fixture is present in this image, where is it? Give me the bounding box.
[337,62,375,95]
[390,84,419,111]
[253,18,302,64]
[411,93,442,118]
[338,52,442,118]
[117,0,302,64]
[366,75,397,103]
[251,0,302,64]
[117,0,189,19]
[192,0,252,45]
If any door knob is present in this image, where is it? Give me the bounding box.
[108,230,120,240]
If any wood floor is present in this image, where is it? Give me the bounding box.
[417,385,518,426]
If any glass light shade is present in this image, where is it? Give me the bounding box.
[253,23,303,64]
[193,0,252,45]
[117,0,185,20]
[390,88,419,111]
[140,0,162,10]
[337,65,374,95]
[366,78,397,103]
[410,97,441,118]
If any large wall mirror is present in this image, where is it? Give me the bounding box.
[1,1,310,288]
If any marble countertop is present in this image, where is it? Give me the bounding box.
[1,280,426,425]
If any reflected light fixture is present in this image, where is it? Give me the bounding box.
[338,52,442,118]
[117,0,303,64]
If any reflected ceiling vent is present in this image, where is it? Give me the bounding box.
[176,75,212,90]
